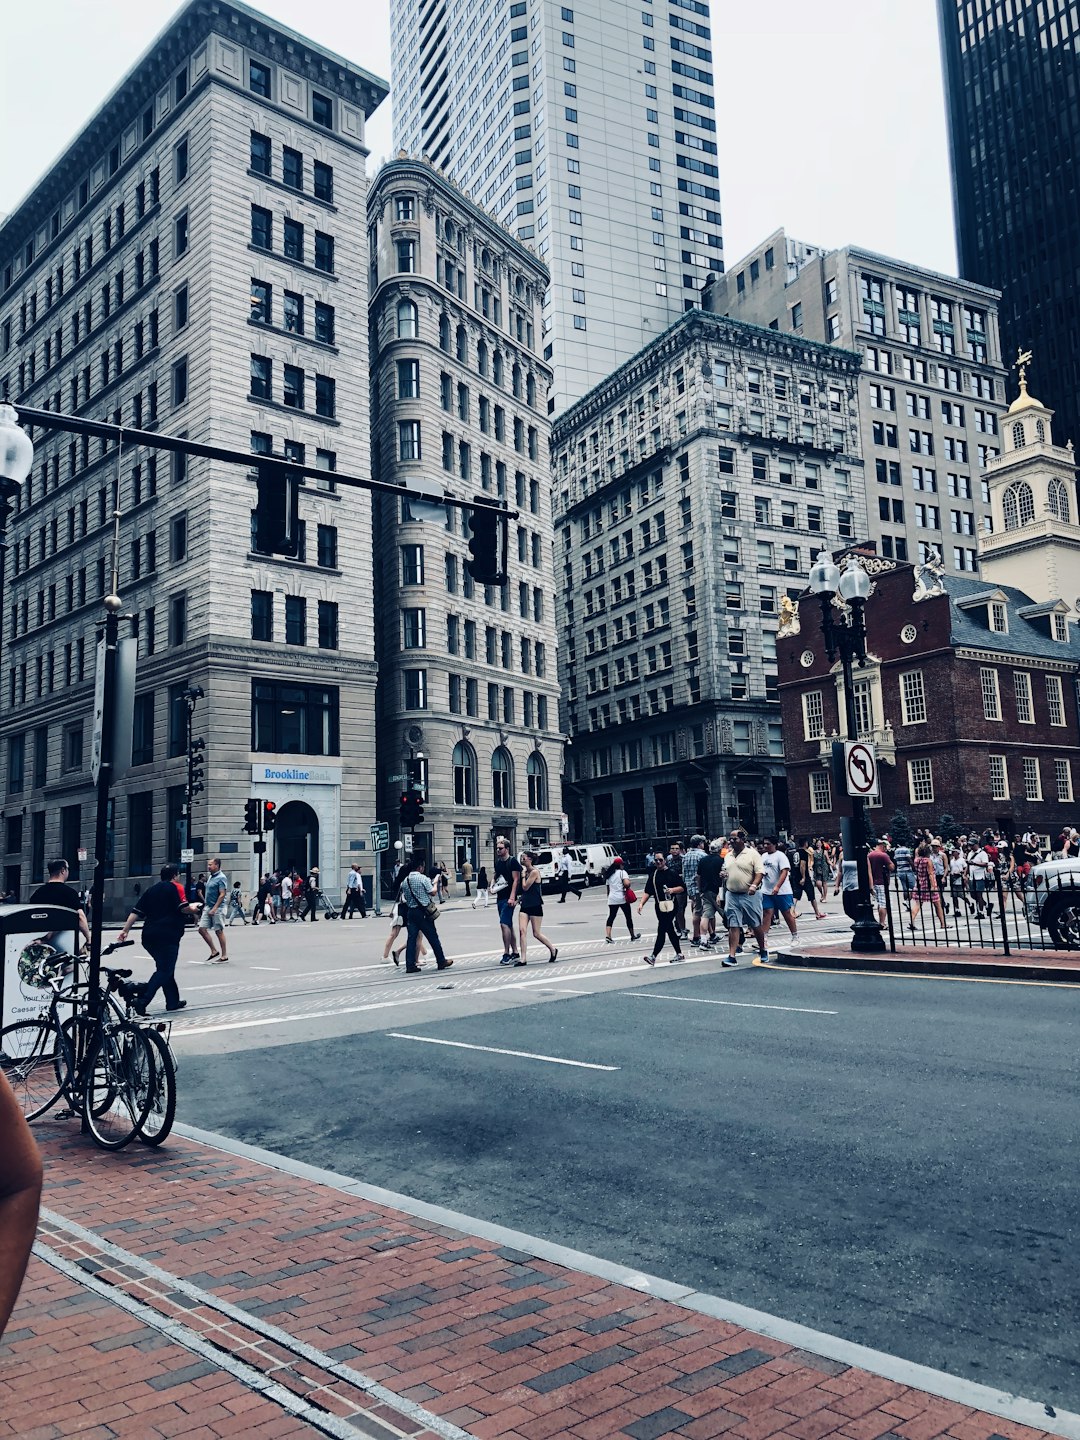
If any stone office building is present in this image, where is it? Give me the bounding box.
[708,231,1008,578]
[368,158,564,876]
[0,0,387,910]
[552,308,866,855]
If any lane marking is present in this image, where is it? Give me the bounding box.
[623,992,838,1015]
[184,983,235,991]
[474,956,710,992]
[36,1210,472,1440]
[387,1032,620,1070]
[248,966,280,971]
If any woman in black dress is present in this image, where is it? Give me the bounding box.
[118,864,198,1013]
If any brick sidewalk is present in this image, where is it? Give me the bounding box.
[1,1126,1067,1440]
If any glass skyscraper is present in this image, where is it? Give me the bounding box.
[938,0,1080,449]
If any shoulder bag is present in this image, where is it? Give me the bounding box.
[407,874,441,919]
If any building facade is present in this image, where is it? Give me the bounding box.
[391,0,723,411]
[779,378,1080,843]
[938,0,1080,454]
[0,0,387,912]
[708,231,1008,579]
[552,309,866,857]
[368,158,563,877]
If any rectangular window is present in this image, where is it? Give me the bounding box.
[63,722,84,773]
[249,60,271,97]
[170,512,187,563]
[404,670,427,710]
[1023,757,1042,801]
[312,91,333,128]
[399,419,421,460]
[169,593,187,646]
[250,354,271,399]
[1055,758,1073,803]
[314,302,335,346]
[980,667,1001,720]
[283,363,304,409]
[315,374,335,418]
[1046,674,1065,726]
[900,670,926,725]
[283,290,304,334]
[282,146,303,190]
[251,589,273,641]
[1014,670,1034,724]
[314,231,334,273]
[285,594,307,645]
[802,690,824,740]
[402,608,426,648]
[250,131,271,175]
[251,681,339,756]
[809,771,832,813]
[313,161,334,203]
[317,600,338,650]
[907,757,934,804]
[316,524,337,569]
[128,792,154,876]
[989,754,1009,801]
[283,218,304,261]
[401,545,424,584]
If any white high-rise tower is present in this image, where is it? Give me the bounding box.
[391,0,723,411]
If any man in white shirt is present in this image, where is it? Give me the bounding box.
[344,864,367,918]
[967,844,993,916]
[280,871,294,920]
[761,837,799,946]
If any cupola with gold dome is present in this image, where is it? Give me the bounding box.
[979,348,1080,605]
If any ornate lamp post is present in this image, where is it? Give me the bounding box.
[807,551,886,954]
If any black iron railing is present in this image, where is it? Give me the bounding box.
[880,867,1080,954]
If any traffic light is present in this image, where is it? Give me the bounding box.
[407,756,426,802]
[262,799,277,832]
[465,497,507,586]
[188,736,205,798]
[243,798,260,834]
[254,460,301,558]
[399,792,423,828]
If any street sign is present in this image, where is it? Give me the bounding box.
[403,834,413,855]
[370,822,390,853]
[77,847,88,862]
[844,741,878,797]
[180,847,195,863]
[388,773,407,783]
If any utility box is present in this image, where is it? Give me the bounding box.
[0,904,81,1028]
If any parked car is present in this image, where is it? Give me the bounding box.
[1026,858,1080,947]
[533,847,588,893]
[574,843,618,885]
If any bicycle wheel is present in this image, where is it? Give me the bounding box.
[136,1027,177,1146]
[1,1019,72,1121]
[82,1023,154,1150]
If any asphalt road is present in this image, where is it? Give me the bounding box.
[176,964,1080,1411]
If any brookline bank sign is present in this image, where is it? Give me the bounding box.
[251,763,342,787]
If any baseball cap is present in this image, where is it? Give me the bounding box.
[613,856,624,866]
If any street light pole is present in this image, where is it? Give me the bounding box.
[808,552,886,955]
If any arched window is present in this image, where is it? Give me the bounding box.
[512,362,522,399]
[453,741,477,807]
[439,313,451,352]
[1011,421,1026,449]
[1036,419,1046,443]
[493,350,504,387]
[491,747,513,808]
[1003,481,1035,531]
[477,339,489,377]
[396,300,418,339]
[455,324,468,364]
[1048,478,1070,523]
[526,372,536,407]
[526,753,547,811]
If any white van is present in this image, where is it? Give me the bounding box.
[575,843,618,885]
[534,846,588,893]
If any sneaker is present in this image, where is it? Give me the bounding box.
[643,954,656,966]
[690,939,704,949]
[166,1001,188,1012]
[499,954,514,966]
[605,937,614,944]
[722,955,739,967]
[758,951,769,963]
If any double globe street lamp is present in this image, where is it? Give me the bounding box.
[807,551,886,954]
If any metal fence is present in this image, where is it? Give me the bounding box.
[881,867,1080,954]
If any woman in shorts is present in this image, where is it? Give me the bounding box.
[515,853,558,966]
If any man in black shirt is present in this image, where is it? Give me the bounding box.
[493,838,522,965]
[30,858,91,958]
[694,844,724,948]
[118,864,196,1013]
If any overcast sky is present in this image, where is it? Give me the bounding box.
[1,0,956,276]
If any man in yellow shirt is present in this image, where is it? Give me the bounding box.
[720,830,768,966]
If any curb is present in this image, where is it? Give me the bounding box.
[769,949,1080,983]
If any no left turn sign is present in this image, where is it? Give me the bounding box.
[845,741,878,797]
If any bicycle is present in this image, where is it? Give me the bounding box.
[0,939,176,1149]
